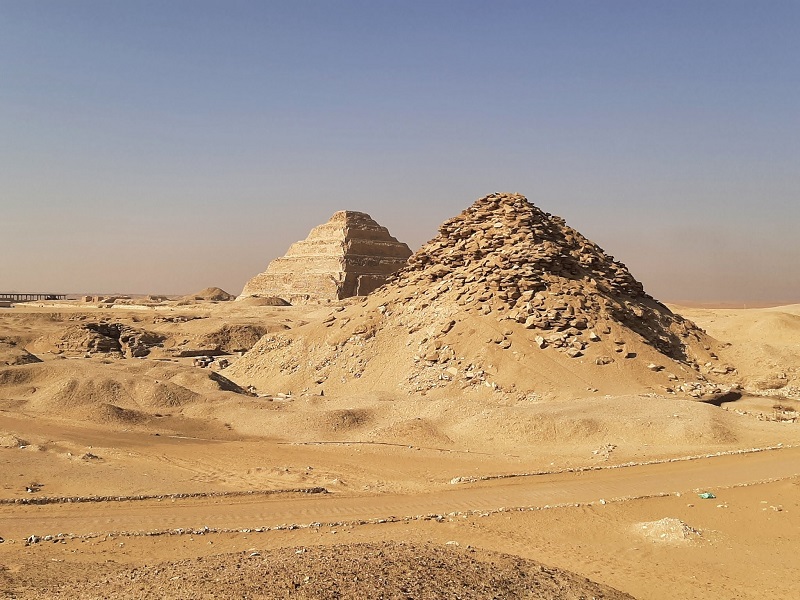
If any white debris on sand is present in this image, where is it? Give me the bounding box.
[635,517,701,543]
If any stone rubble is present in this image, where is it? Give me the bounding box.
[378,192,705,363]
[636,517,701,543]
[37,322,166,358]
[231,193,725,398]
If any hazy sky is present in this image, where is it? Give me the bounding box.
[2,1,798,302]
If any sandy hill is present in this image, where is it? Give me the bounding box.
[671,303,800,397]
[0,358,251,430]
[228,193,729,401]
[0,337,42,366]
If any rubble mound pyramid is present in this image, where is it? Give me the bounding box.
[229,193,726,400]
[238,211,412,304]
[187,287,235,301]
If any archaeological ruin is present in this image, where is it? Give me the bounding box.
[238,210,412,304]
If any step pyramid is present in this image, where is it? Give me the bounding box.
[230,194,727,400]
[238,211,412,304]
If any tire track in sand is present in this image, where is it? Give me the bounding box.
[1,447,798,540]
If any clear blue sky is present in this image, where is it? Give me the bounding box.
[2,1,798,302]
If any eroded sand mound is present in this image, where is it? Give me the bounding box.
[211,389,785,455]
[0,359,249,426]
[3,362,199,411]
[18,542,635,600]
[675,304,800,399]
[199,324,272,354]
[0,337,42,366]
[229,193,724,400]
[236,295,291,306]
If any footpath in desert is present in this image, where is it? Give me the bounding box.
[1,193,799,599]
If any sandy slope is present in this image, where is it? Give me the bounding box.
[673,303,800,393]
[1,298,799,598]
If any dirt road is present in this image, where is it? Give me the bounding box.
[2,446,798,541]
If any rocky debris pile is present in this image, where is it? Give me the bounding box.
[192,356,231,369]
[636,517,701,543]
[230,193,722,399]
[674,379,738,398]
[184,287,235,302]
[192,355,215,368]
[239,210,412,304]
[0,432,29,448]
[152,315,204,324]
[117,326,165,357]
[1,487,326,508]
[382,192,703,362]
[31,322,166,358]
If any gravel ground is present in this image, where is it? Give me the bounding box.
[3,542,635,599]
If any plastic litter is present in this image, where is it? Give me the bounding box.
[698,492,716,499]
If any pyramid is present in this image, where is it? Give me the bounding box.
[229,193,728,400]
[186,287,235,301]
[238,211,412,304]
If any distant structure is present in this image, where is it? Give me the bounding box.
[184,287,235,302]
[0,293,66,302]
[80,295,131,303]
[238,211,412,304]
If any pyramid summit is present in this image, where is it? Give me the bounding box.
[230,193,726,400]
[238,210,412,304]
[381,191,691,359]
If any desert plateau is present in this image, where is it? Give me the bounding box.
[1,193,799,599]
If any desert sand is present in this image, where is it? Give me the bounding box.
[2,194,799,599]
